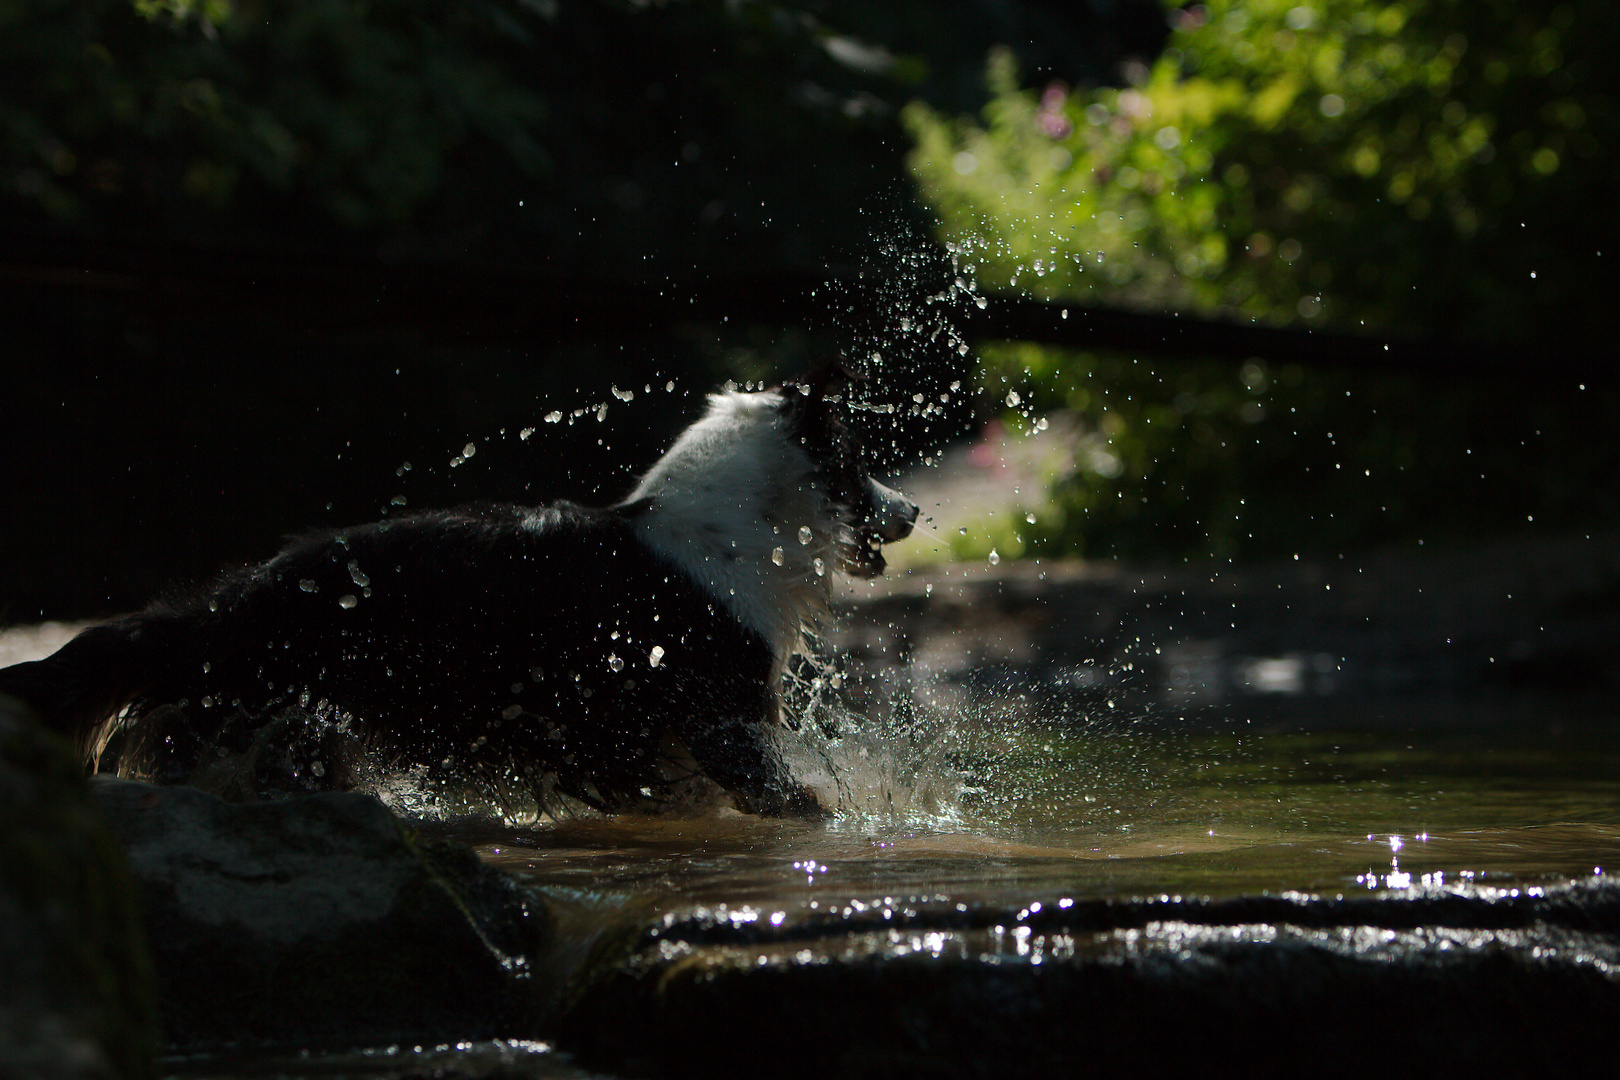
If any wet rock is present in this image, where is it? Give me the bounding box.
[0,695,156,1080]
[563,877,1620,1078]
[90,778,556,1051]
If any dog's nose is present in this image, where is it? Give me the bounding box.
[869,479,919,542]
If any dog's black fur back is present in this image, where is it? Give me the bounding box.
[3,501,805,813]
[1,368,919,816]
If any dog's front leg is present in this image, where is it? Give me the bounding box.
[679,715,824,817]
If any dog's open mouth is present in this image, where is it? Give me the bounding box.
[845,532,888,578]
[844,479,919,578]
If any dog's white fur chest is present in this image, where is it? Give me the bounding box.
[622,391,838,662]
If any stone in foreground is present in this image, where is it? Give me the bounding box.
[92,778,555,1050]
[564,878,1620,1077]
[0,697,156,1080]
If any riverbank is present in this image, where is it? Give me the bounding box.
[832,528,1620,728]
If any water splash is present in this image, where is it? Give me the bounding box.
[777,659,971,826]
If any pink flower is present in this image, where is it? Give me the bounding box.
[1037,83,1073,139]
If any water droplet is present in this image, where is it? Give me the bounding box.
[608,654,624,672]
[338,594,358,609]
[649,645,665,668]
[544,411,563,423]
[347,560,370,587]
[1006,390,1021,407]
[299,579,319,593]
[771,547,785,565]
[462,442,476,458]
[988,549,1001,566]
[813,557,826,576]
[798,526,813,545]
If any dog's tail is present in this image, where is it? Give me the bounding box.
[0,614,181,763]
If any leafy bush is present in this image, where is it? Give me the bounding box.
[904,0,1618,561]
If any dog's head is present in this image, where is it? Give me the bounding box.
[778,361,918,578]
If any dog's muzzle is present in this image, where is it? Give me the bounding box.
[869,478,919,543]
[848,478,919,578]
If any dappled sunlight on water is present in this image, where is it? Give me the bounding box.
[6,618,1608,910]
[445,718,1620,919]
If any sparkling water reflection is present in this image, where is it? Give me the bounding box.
[456,721,1620,916]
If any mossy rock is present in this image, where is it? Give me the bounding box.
[563,878,1620,1078]
[0,695,157,1080]
[91,778,555,1051]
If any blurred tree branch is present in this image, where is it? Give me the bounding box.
[2,227,1606,384]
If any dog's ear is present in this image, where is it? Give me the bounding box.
[777,358,863,421]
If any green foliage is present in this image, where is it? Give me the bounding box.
[0,0,1161,277]
[908,0,1616,339]
[905,0,1620,561]
[1,0,550,233]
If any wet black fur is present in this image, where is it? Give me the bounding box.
[2,501,811,813]
[0,374,898,816]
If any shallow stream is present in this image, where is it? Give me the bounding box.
[469,715,1619,915]
[167,706,1617,1079]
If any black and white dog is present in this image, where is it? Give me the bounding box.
[0,364,917,816]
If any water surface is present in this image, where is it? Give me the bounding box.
[462,717,1620,915]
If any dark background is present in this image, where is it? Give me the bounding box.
[3,0,1615,622]
[2,0,1170,620]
